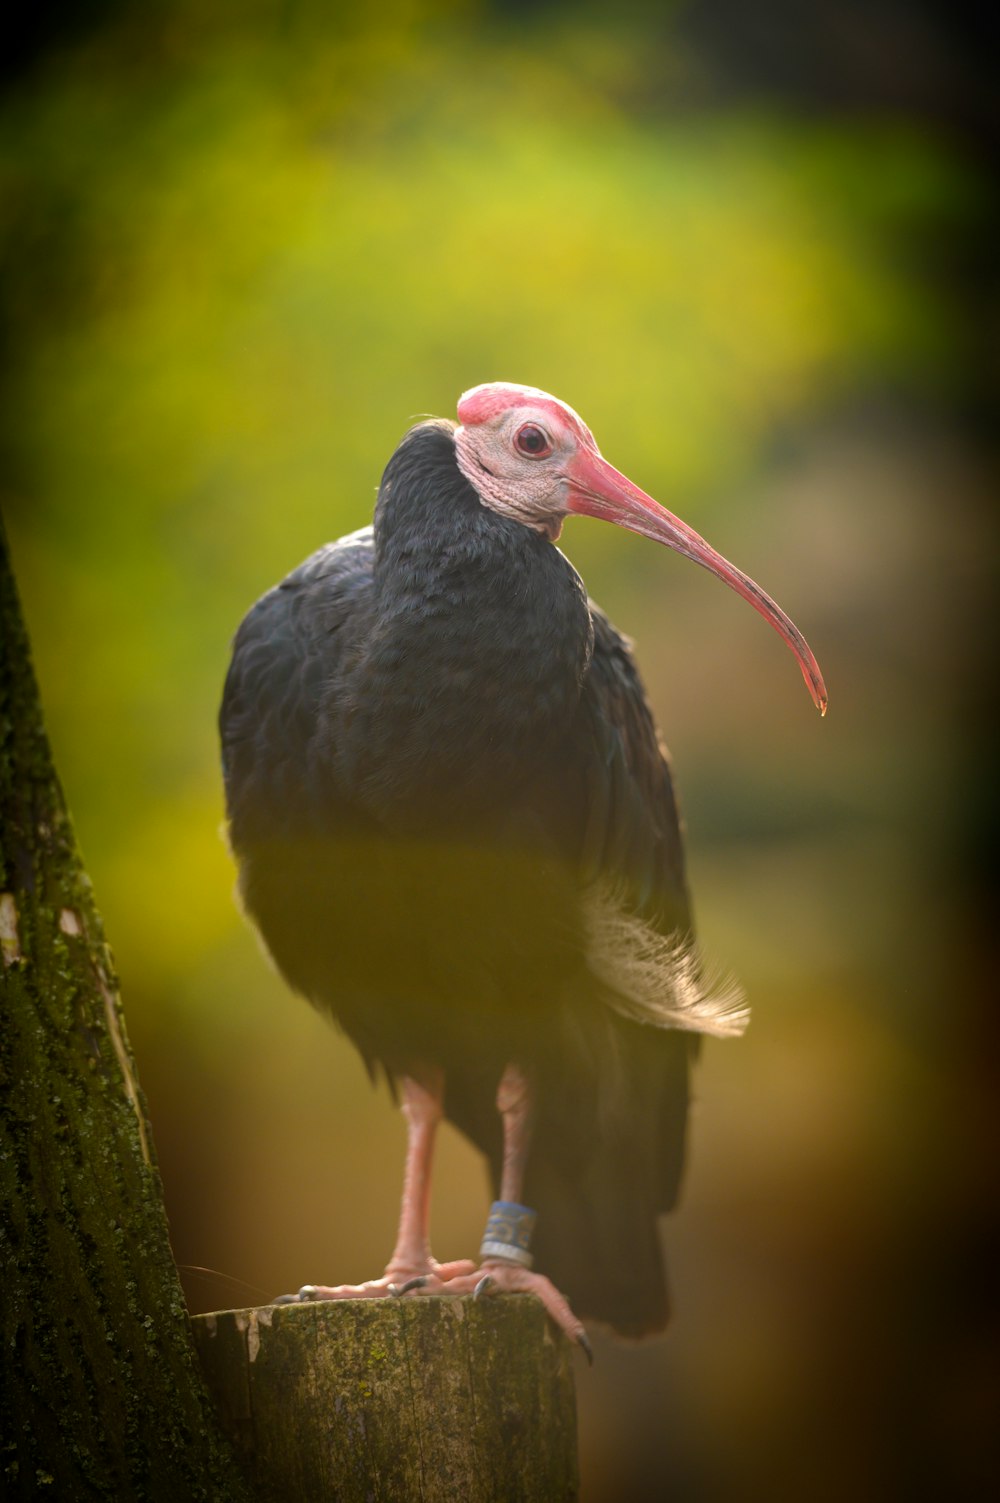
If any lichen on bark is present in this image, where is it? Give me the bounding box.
[0,516,249,1500]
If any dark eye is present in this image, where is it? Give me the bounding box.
[514,423,553,459]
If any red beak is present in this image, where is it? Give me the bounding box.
[565,449,828,715]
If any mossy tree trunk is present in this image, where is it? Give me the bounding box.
[0,518,248,1500]
[192,1296,579,1501]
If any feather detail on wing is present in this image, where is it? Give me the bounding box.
[584,878,749,1038]
[578,606,749,1037]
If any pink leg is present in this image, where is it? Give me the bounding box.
[286,1070,475,1303]
[409,1063,592,1359]
[496,1061,533,1204]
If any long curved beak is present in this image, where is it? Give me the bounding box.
[566,449,828,715]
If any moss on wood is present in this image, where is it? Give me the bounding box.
[192,1295,579,1502]
[0,518,248,1500]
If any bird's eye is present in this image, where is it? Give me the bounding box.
[514,423,553,459]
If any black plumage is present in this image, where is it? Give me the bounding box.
[221,387,825,1339]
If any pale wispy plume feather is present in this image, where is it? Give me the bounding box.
[584,881,750,1039]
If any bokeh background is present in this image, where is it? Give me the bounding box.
[2,2,996,1498]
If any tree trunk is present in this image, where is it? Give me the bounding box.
[192,1295,579,1502]
[0,517,249,1500]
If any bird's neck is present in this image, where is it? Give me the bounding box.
[339,422,593,829]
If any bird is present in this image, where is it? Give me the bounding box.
[219,382,826,1356]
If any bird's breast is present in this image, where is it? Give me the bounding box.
[333,541,593,833]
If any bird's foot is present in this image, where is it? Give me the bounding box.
[273,1256,477,1305]
[407,1258,592,1363]
[273,1255,590,1362]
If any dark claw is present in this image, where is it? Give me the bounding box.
[474,1274,495,1300]
[576,1329,594,1366]
[397,1276,428,1295]
[272,1284,317,1305]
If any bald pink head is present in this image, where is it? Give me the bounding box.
[454,381,827,714]
[458,383,596,448]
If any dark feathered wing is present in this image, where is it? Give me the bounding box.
[220,531,386,1022]
[221,530,375,850]
[578,607,691,933]
[514,605,704,1337]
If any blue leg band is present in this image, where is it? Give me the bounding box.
[480,1200,537,1269]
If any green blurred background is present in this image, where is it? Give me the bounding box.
[2,2,996,1497]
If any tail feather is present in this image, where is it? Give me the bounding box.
[442,995,697,1338]
[526,1148,671,1337]
[527,1020,694,1337]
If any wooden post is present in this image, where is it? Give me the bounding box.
[191,1293,579,1501]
